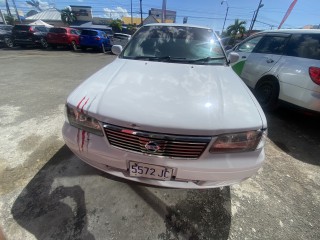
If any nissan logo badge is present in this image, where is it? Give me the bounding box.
[145,141,160,152]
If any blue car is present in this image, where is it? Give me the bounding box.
[79,29,112,53]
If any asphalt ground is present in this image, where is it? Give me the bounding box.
[0,48,319,240]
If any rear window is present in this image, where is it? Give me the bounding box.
[286,34,320,60]
[13,25,31,31]
[104,29,114,35]
[81,30,98,36]
[49,28,67,34]
[114,33,130,40]
[0,25,13,31]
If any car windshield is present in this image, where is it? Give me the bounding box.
[49,28,67,34]
[121,25,226,65]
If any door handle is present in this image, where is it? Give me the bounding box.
[266,58,274,63]
[241,56,247,59]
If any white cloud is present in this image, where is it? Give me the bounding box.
[77,0,84,2]
[103,7,130,19]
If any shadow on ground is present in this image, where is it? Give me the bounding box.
[11,145,231,240]
[11,145,95,240]
[130,185,231,240]
[266,106,320,166]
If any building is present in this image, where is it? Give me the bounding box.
[149,8,176,23]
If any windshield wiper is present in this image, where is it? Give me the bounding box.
[190,56,226,63]
[131,56,187,62]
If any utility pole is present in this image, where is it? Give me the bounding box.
[11,0,22,23]
[250,0,264,31]
[5,0,12,17]
[161,0,167,23]
[140,0,143,26]
[221,0,229,34]
[131,0,133,24]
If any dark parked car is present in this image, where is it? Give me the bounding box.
[0,24,13,48]
[12,24,50,48]
[79,29,112,53]
[47,27,80,50]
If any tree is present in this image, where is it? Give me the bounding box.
[127,24,137,35]
[226,19,247,39]
[4,15,15,25]
[61,7,77,25]
[109,19,122,33]
[26,0,42,12]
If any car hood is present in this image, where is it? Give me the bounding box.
[67,58,266,135]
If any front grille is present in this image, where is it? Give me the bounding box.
[103,124,211,159]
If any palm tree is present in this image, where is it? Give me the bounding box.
[26,0,42,12]
[61,7,77,25]
[226,19,247,39]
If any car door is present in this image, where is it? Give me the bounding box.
[241,34,290,88]
[230,35,263,76]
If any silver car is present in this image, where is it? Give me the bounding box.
[229,29,320,112]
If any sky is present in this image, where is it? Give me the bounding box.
[0,0,319,32]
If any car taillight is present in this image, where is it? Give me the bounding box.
[29,27,35,33]
[309,67,320,85]
[95,37,101,40]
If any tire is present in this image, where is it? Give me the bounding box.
[40,38,48,49]
[4,37,13,48]
[255,79,279,111]
[51,44,57,49]
[71,41,77,51]
[81,47,87,51]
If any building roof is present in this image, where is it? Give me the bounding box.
[70,21,113,32]
[25,8,61,21]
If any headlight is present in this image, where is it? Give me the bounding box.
[210,130,267,153]
[65,105,104,136]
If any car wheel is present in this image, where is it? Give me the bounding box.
[81,47,87,51]
[50,44,57,49]
[71,41,77,51]
[101,44,106,53]
[255,79,279,111]
[40,38,48,49]
[4,37,13,48]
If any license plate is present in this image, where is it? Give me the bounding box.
[129,161,173,180]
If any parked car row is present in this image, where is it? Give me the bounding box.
[0,24,131,53]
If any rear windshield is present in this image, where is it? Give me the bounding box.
[114,33,130,39]
[286,34,320,60]
[13,25,31,31]
[49,28,67,34]
[81,30,98,36]
[0,25,13,31]
[104,29,113,35]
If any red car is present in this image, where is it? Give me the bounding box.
[47,27,80,50]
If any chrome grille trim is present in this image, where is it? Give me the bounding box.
[103,124,211,159]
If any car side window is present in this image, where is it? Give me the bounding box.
[286,34,320,60]
[253,36,288,55]
[237,36,263,53]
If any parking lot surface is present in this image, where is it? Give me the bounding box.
[0,48,319,240]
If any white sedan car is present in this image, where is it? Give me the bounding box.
[63,23,267,189]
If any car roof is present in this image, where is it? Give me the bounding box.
[144,23,212,30]
[261,29,320,34]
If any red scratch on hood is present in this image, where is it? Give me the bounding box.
[81,98,90,113]
[76,96,86,110]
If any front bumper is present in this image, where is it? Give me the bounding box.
[63,123,264,189]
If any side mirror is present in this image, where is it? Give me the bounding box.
[228,52,240,64]
[111,45,123,55]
